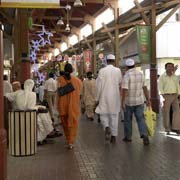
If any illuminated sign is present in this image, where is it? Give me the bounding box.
[0,0,60,8]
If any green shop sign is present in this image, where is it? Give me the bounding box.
[136,25,151,64]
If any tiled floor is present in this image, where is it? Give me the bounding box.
[7,113,180,180]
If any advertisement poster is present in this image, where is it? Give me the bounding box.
[83,49,92,72]
[136,25,151,64]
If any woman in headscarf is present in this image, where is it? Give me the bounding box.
[57,63,82,149]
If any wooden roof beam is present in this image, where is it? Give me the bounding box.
[0,9,15,25]
[156,3,180,31]
[133,0,150,25]
[132,0,180,14]
[61,35,70,47]
[102,23,114,44]
[100,19,143,33]
[33,16,84,21]
[119,28,135,46]
[71,27,81,42]
[83,36,92,50]
[61,0,105,4]
[104,0,119,19]
[84,14,96,32]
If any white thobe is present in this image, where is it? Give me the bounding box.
[5,90,36,110]
[95,65,122,136]
[6,91,54,142]
[95,65,122,114]
[38,85,45,102]
[37,111,54,142]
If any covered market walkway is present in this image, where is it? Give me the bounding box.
[7,113,180,180]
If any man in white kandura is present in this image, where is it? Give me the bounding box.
[95,54,122,143]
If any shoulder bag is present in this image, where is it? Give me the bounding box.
[58,77,75,96]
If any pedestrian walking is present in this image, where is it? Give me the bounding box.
[44,72,57,121]
[57,63,82,149]
[122,58,151,145]
[81,71,96,121]
[95,54,122,143]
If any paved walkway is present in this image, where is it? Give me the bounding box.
[7,113,180,180]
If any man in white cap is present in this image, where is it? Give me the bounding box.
[122,58,151,145]
[95,54,122,143]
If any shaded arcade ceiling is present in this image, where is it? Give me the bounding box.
[0,0,179,57]
[0,0,108,56]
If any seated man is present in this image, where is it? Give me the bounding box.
[5,79,61,145]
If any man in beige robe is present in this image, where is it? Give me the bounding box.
[81,72,96,121]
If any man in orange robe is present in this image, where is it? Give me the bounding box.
[57,63,82,149]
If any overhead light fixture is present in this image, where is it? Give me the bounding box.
[65,24,70,32]
[73,0,83,7]
[65,4,71,32]
[57,18,64,25]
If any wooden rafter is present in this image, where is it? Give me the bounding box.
[0,9,15,25]
[83,36,92,49]
[119,28,135,46]
[156,3,180,31]
[61,0,105,4]
[32,16,84,21]
[100,19,143,34]
[102,23,114,44]
[133,0,150,25]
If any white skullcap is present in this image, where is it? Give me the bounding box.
[106,54,115,60]
[12,81,21,85]
[125,58,135,66]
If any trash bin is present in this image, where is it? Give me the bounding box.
[8,110,37,156]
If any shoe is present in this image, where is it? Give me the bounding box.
[97,114,101,123]
[37,141,44,145]
[176,130,180,135]
[110,136,116,143]
[88,117,94,121]
[105,127,111,141]
[172,129,180,135]
[68,144,74,150]
[165,130,170,135]
[143,135,149,145]
[122,137,132,142]
[46,131,63,138]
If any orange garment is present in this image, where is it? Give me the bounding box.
[57,76,82,144]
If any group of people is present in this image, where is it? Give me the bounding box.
[81,54,150,145]
[3,57,180,151]
[81,56,180,147]
[3,77,61,145]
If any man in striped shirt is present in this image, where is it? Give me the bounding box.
[122,58,151,145]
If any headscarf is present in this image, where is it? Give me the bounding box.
[24,79,34,92]
[23,79,35,109]
[16,79,36,110]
